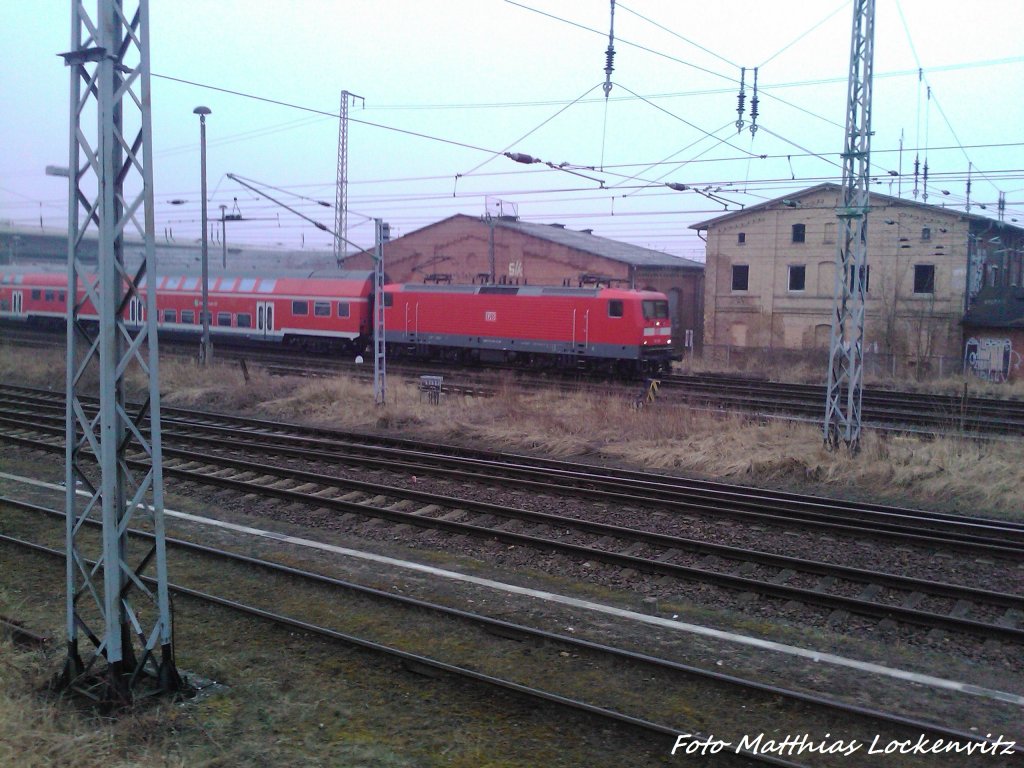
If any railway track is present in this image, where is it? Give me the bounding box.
[3,497,1018,767]
[4,324,1023,435]
[2,384,1022,647]
[660,373,1024,435]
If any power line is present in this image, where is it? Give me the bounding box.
[152,72,502,156]
[616,2,739,69]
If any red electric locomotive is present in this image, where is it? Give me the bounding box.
[382,283,675,374]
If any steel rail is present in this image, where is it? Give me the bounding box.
[0,528,814,768]
[3,428,1021,642]
[3,502,1016,761]
[4,328,1024,434]
[2,388,1022,556]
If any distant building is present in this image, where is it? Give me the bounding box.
[345,214,705,354]
[691,183,1024,371]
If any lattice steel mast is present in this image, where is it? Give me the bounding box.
[373,219,389,406]
[60,0,181,703]
[333,90,363,267]
[824,0,876,452]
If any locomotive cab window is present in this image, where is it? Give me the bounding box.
[337,301,350,318]
[292,300,309,316]
[607,299,623,318]
[314,301,330,317]
[642,300,669,319]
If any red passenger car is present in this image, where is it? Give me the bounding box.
[0,269,374,354]
[382,283,675,374]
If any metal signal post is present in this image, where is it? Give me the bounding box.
[60,0,181,704]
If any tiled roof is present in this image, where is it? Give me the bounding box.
[491,217,703,269]
[690,183,1024,235]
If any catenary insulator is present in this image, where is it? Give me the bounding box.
[749,66,757,138]
[735,67,746,133]
[505,152,540,164]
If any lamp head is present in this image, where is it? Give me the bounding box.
[193,106,212,116]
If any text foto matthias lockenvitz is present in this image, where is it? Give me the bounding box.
[671,732,1018,759]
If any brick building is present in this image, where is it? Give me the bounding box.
[345,214,705,353]
[692,183,1024,367]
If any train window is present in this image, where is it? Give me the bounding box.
[337,302,350,318]
[217,312,232,327]
[45,291,55,302]
[58,292,65,302]
[314,301,330,317]
[181,310,195,324]
[220,278,238,291]
[31,290,41,300]
[292,300,309,315]
[0,300,8,311]
[162,309,177,323]
[257,279,277,293]
[608,300,623,318]
[383,293,393,308]
[238,278,257,292]
[237,313,252,328]
[642,300,669,319]
[182,277,199,291]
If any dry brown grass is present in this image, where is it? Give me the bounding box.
[3,345,1022,519]
[0,635,183,768]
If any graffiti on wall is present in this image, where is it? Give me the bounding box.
[964,337,1022,382]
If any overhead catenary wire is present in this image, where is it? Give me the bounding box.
[894,0,1005,200]
[503,0,845,131]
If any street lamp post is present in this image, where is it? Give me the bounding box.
[194,106,213,365]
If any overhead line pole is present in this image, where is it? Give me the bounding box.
[60,0,181,704]
[334,91,364,267]
[824,0,876,453]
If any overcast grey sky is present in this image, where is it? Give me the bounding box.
[2,1,1022,259]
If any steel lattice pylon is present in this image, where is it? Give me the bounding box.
[333,92,350,267]
[824,0,876,453]
[333,90,363,267]
[60,0,181,704]
[373,219,388,406]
